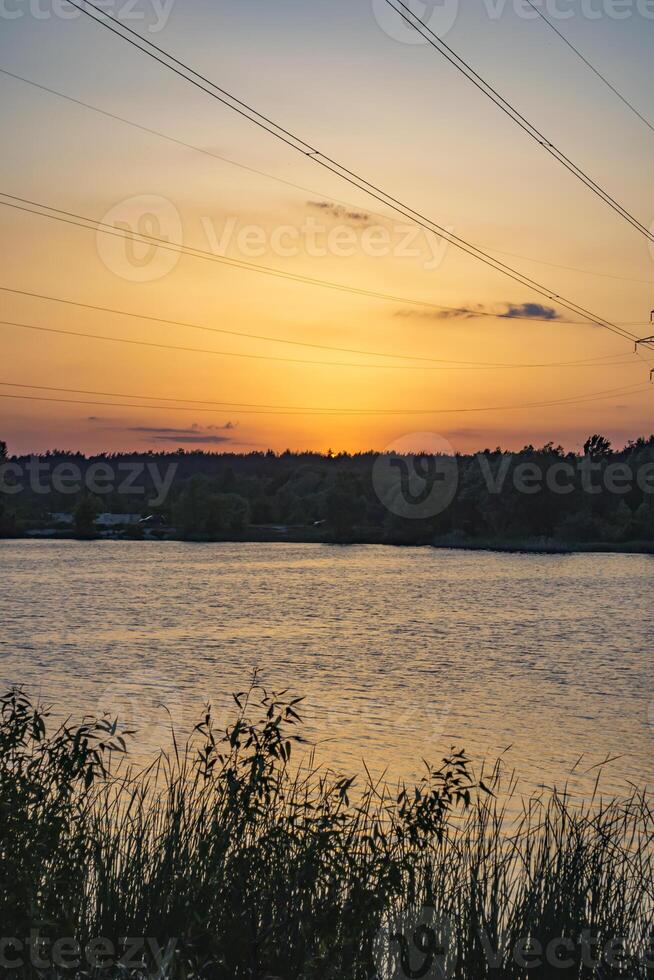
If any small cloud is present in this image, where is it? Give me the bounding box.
[500,303,561,321]
[307,200,371,224]
[128,423,237,436]
[395,301,562,323]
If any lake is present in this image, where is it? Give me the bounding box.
[1,540,652,800]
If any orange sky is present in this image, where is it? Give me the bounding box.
[1,1,653,455]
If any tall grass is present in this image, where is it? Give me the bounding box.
[0,678,652,979]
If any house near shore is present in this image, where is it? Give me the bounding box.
[94,513,142,528]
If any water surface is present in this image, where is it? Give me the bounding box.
[1,541,651,798]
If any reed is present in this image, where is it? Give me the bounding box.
[0,679,652,979]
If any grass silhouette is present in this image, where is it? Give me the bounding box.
[0,677,652,978]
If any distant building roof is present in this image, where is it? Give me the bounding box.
[95,513,142,526]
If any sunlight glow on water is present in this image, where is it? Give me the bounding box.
[1,541,652,799]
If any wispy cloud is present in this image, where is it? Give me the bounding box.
[395,302,562,323]
[307,200,371,224]
[124,423,239,444]
[86,420,240,443]
[395,306,483,322]
[125,423,237,435]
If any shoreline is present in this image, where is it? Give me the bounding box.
[5,529,654,555]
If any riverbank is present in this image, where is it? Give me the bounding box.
[10,525,654,554]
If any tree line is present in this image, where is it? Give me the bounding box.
[1,435,654,546]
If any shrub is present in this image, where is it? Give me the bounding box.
[0,680,651,978]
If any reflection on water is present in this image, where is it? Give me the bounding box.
[0,540,652,798]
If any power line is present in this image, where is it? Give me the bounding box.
[0,285,635,369]
[522,0,654,136]
[3,189,636,345]
[382,0,654,245]
[0,316,447,371]
[0,380,649,417]
[4,64,654,291]
[4,192,649,344]
[0,317,638,372]
[484,246,654,290]
[52,0,642,349]
[0,184,640,351]
[0,67,380,225]
[2,192,609,332]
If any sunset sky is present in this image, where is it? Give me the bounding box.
[1,0,653,456]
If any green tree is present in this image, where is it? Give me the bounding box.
[0,500,16,537]
[74,495,101,536]
[214,493,250,532]
[220,466,237,492]
[174,479,250,535]
[632,499,654,539]
[175,475,210,535]
[0,440,7,462]
[583,434,612,459]
[326,474,365,537]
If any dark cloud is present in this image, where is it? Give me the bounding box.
[124,424,238,444]
[395,302,562,323]
[87,421,240,444]
[128,423,237,435]
[307,200,370,224]
[500,303,561,321]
